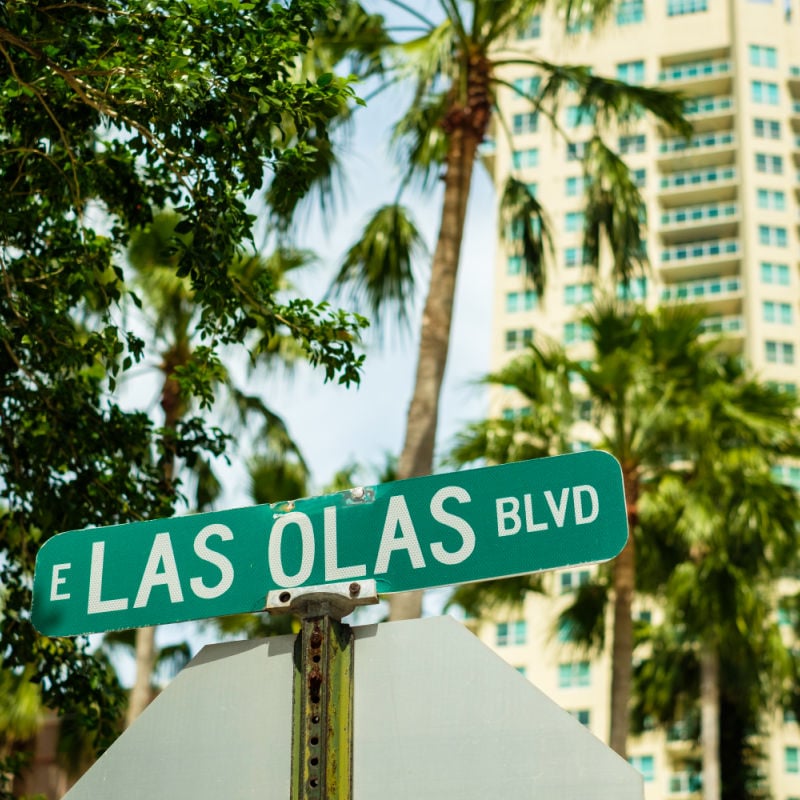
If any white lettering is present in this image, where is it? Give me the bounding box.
[88,542,129,614]
[573,485,599,524]
[269,512,315,588]
[544,488,570,528]
[190,524,235,600]
[496,497,521,536]
[374,495,426,573]
[523,493,549,532]
[429,487,475,565]
[323,507,367,581]
[50,563,71,601]
[134,533,184,608]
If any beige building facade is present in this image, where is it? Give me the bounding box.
[480,0,800,797]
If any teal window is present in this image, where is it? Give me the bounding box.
[512,76,541,97]
[786,747,799,774]
[506,292,520,312]
[629,755,655,782]
[523,290,537,310]
[560,570,591,593]
[515,15,541,39]
[505,328,534,351]
[513,112,539,134]
[558,661,591,687]
[565,283,593,304]
[565,211,585,232]
[570,709,591,726]
[565,246,591,267]
[757,188,786,210]
[566,105,595,128]
[632,168,646,187]
[763,301,793,324]
[751,80,779,104]
[754,119,781,139]
[749,44,778,68]
[755,153,783,173]
[766,340,795,364]
[515,665,527,676]
[566,17,593,33]
[616,0,644,23]
[616,60,645,84]
[557,618,576,642]
[760,262,790,285]
[565,175,590,196]
[618,277,648,300]
[512,147,539,169]
[667,0,707,14]
[759,225,788,247]
[566,141,588,161]
[497,620,527,646]
[619,134,646,154]
[773,465,800,490]
[507,256,522,275]
[564,322,592,344]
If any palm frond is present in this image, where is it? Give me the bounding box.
[390,91,450,189]
[331,203,427,329]
[446,574,544,617]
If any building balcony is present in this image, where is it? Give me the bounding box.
[660,238,740,280]
[658,58,732,95]
[661,275,742,315]
[659,202,738,242]
[789,65,800,92]
[658,166,738,206]
[657,131,736,170]
[681,95,734,133]
[700,313,744,336]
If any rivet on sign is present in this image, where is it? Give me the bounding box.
[349,583,361,597]
[349,486,365,501]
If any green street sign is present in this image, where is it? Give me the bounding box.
[32,450,628,636]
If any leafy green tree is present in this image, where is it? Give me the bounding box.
[0,0,366,771]
[308,0,690,621]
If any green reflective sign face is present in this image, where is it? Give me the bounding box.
[32,450,628,636]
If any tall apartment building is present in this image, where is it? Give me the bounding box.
[477,1,800,798]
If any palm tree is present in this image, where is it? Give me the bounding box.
[310,0,690,621]
[449,301,719,755]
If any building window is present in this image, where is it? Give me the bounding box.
[513,112,539,135]
[616,60,646,84]
[763,301,793,324]
[667,0,707,14]
[755,153,783,174]
[564,322,592,344]
[506,292,520,312]
[760,262,790,285]
[753,118,781,139]
[773,464,800,490]
[512,76,541,97]
[758,225,788,247]
[749,44,778,68]
[523,290,537,310]
[566,105,596,128]
[619,134,646,154]
[618,277,648,300]
[507,256,522,275]
[565,175,591,196]
[751,80,780,104]
[786,746,799,774]
[629,755,655,782]
[757,188,786,210]
[515,14,542,39]
[497,620,527,646]
[565,211,585,232]
[512,147,539,169]
[616,0,644,24]
[560,570,591,593]
[557,618,577,642]
[558,661,591,687]
[765,340,795,364]
[566,141,589,161]
[565,246,592,267]
[566,17,594,33]
[565,283,594,305]
[632,168,646,187]
[505,328,534,351]
[570,709,592,726]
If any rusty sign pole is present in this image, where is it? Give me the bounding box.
[267,580,379,800]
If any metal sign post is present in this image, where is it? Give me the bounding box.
[267,581,378,800]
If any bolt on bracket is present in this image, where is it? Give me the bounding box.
[265,579,379,621]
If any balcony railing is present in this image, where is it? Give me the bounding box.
[659,131,734,154]
[660,202,737,227]
[659,166,736,191]
[659,59,731,83]
[700,314,743,334]
[661,276,741,302]
[683,95,733,116]
[661,238,739,263]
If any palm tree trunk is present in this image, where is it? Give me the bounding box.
[700,645,721,800]
[389,121,481,622]
[126,625,157,726]
[609,465,638,756]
